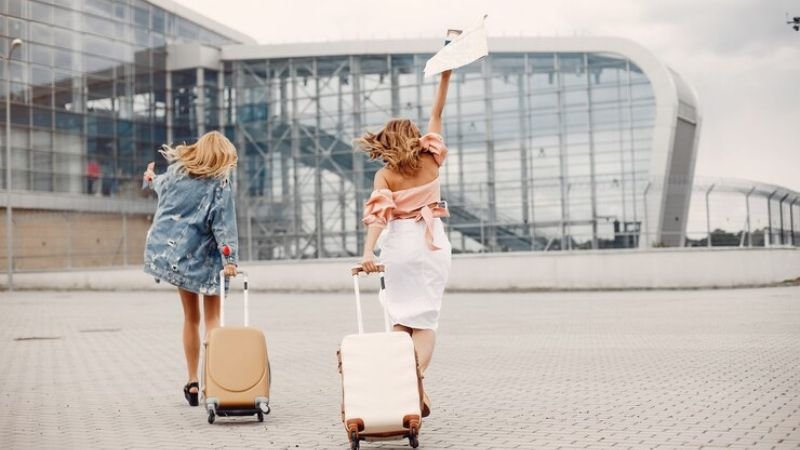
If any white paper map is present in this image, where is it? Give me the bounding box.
[424,16,489,78]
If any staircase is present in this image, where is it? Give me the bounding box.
[237,121,541,255]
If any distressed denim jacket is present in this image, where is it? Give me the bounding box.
[143,165,238,295]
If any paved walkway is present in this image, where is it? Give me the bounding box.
[1,287,799,449]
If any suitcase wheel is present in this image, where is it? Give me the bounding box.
[207,410,216,424]
[257,412,263,422]
[349,431,360,450]
[408,427,419,448]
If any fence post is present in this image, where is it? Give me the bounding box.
[247,208,253,261]
[66,212,73,269]
[789,198,797,247]
[122,212,128,266]
[642,182,651,249]
[705,184,715,248]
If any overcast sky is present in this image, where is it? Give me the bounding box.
[177,0,800,191]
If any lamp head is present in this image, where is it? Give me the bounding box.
[10,38,22,49]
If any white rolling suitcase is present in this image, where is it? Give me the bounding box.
[337,265,423,450]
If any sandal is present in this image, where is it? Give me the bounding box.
[184,382,199,407]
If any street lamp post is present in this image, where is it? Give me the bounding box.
[5,38,22,291]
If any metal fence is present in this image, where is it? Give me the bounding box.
[2,176,798,279]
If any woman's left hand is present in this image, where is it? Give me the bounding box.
[223,264,237,277]
[360,253,380,273]
[143,162,155,182]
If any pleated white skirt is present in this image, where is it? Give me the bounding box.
[378,218,452,330]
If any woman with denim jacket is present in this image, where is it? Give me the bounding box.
[142,130,239,407]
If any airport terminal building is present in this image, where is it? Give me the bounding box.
[1,0,796,269]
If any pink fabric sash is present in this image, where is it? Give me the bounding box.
[362,132,450,250]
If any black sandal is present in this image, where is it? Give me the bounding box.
[184,382,199,407]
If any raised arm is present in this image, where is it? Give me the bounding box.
[427,70,452,135]
[142,161,167,195]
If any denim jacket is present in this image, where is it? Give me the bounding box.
[143,165,238,295]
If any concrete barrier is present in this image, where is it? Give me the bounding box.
[3,247,800,292]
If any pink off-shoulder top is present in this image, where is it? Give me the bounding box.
[362,132,450,250]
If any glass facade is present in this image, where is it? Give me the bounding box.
[230,53,656,259]
[6,1,794,269]
[0,0,238,199]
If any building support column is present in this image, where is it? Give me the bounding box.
[626,60,637,241]
[482,57,498,251]
[313,59,324,258]
[415,55,423,125]
[164,72,175,145]
[351,57,365,254]
[745,187,755,247]
[767,191,777,247]
[217,64,225,133]
[195,67,205,136]
[455,73,466,251]
[232,62,252,258]
[555,54,570,250]
[289,61,301,259]
[279,74,291,257]
[390,56,400,117]
[585,53,599,250]
[517,67,531,242]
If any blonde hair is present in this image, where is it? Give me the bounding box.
[160,131,238,179]
[355,119,423,175]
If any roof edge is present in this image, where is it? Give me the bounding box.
[146,0,257,45]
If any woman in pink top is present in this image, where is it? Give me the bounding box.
[357,70,452,417]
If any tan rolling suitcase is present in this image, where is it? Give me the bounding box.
[337,265,423,450]
[203,270,271,424]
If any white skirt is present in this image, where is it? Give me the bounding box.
[378,218,452,330]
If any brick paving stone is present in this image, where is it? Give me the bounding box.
[0,287,799,449]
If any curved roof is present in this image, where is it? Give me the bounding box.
[220,35,696,123]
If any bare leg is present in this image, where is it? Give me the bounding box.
[179,289,201,393]
[400,326,435,417]
[203,295,221,339]
[393,324,412,334]
[392,325,436,373]
[410,329,436,374]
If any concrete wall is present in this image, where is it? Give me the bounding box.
[0,209,151,271]
[3,247,799,292]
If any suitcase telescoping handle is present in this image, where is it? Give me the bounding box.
[351,265,391,334]
[219,269,249,327]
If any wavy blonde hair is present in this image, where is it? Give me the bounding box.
[160,130,238,179]
[356,119,423,175]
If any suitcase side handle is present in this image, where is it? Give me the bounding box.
[219,269,249,327]
[351,266,390,334]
